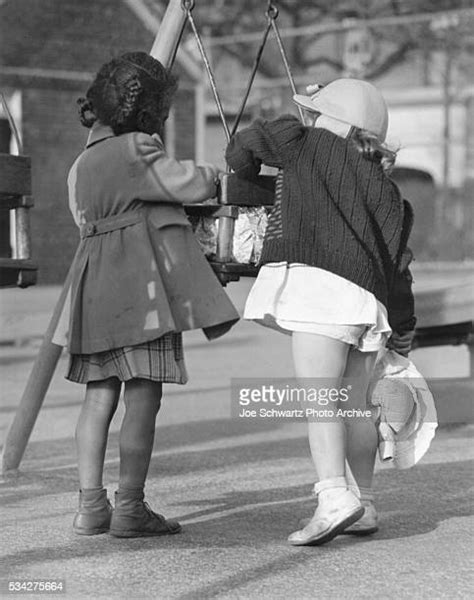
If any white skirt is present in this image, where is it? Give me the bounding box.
[244,262,392,352]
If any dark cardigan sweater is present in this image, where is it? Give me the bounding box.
[225,115,416,332]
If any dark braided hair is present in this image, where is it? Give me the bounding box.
[77,52,178,136]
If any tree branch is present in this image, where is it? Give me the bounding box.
[218,46,281,78]
[302,56,344,72]
[365,40,415,79]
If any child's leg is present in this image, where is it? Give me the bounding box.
[292,332,349,480]
[296,347,380,538]
[110,378,181,537]
[343,349,378,493]
[342,348,379,535]
[74,377,120,535]
[118,378,162,489]
[288,332,363,546]
[75,377,121,489]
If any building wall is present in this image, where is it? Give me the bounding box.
[173,87,198,160]
[1,0,154,75]
[384,87,471,189]
[22,87,85,283]
[0,0,198,284]
[19,84,196,284]
[19,84,197,284]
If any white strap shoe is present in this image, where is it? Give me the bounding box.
[288,481,363,546]
[343,500,378,535]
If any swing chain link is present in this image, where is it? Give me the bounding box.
[181,0,195,11]
[239,0,304,125]
[231,17,273,135]
[265,2,279,20]
[180,0,303,143]
[181,0,231,141]
[267,5,305,122]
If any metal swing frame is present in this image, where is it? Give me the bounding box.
[180,0,301,285]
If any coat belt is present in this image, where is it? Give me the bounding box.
[80,212,144,239]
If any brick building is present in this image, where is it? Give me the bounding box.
[0,0,201,283]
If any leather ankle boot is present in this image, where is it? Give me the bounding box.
[73,488,112,535]
[109,489,181,538]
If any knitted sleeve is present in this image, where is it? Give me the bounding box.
[388,249,417,332]
[129,132,220,204]
[225,115,304,178]
[388,201,417,332]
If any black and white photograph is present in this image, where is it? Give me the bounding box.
[0,0,473,598]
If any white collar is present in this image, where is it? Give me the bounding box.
[86,122,115,148]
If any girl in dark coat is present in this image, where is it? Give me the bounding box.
[67,52,238,538]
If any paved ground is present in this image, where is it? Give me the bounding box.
[1,281,473,599]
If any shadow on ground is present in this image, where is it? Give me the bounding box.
[2,418,473,573]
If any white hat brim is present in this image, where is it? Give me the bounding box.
[293,94,320,113]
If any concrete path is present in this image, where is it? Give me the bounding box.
[1,281,473,599]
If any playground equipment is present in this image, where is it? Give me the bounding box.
[181,0,297,284]
[0,95,37,288]
[1,0,473,475]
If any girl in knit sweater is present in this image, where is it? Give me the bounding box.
[225,79,416,546]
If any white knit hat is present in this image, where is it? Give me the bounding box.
[293,78,389,141]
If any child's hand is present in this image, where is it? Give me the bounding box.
[387,330,415,357]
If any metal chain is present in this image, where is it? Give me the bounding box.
[182,0,304,141]
[182,0,231,142]
[267,4,305,122]
[232,1,306,133]
[230,20,272,136]
[266,1,278,20]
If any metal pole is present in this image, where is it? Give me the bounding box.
[1,267,73,474]
[216,216,235,262]
[14,206,31,260]
[150,0,188,67]
[1,0,188,475]
[439,48,452,233]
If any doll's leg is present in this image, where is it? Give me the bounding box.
[288,333,363,546]
[111,378,181,537]
[75,377,121,489]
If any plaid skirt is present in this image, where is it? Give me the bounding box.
[66,333,188,384]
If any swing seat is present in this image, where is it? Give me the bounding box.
[178,0,292,286]
[0,153,37,288]
[219,173,275,207]
[185,172,275,285]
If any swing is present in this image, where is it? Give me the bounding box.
[0,95,37,288]
[179,0,303,285]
